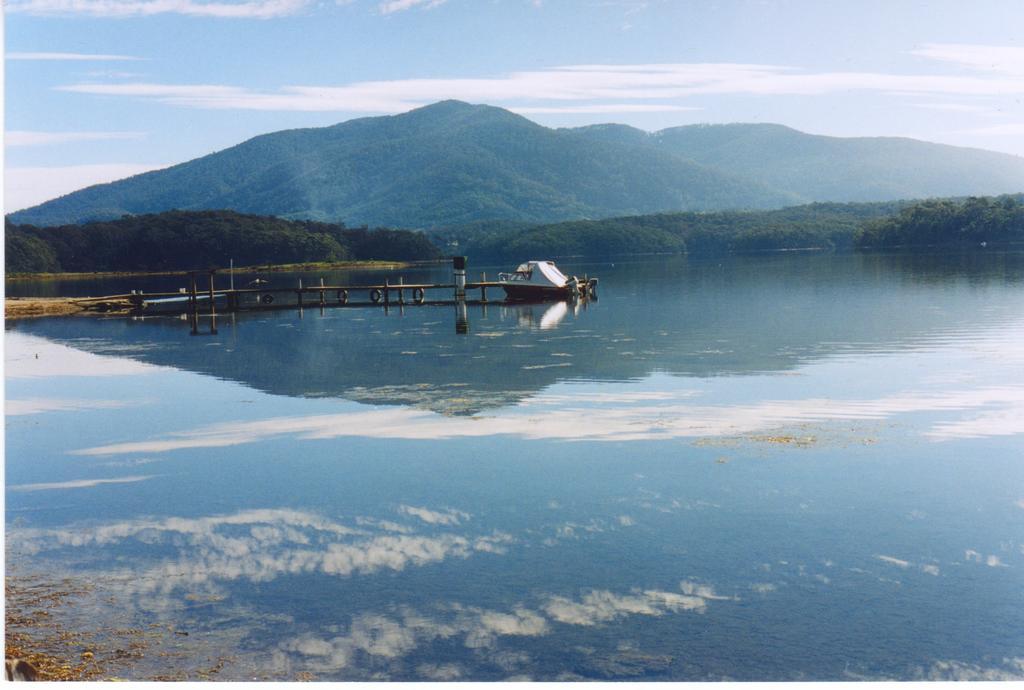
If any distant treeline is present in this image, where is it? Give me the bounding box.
[7,196,1022,275]
[432,196,1024,261]
[433,201,909,260]
[5,210,441,274]
[855,195,1024,249]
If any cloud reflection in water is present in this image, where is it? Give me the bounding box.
[8,502,734,680]
[273,580,730,678]
[71,385,1024,456]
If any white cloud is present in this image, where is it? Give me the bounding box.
[927,405,1024,440]
[6,51,144,61]
[5,397,132,416]
[875,555,911,569]
[912,102,1000,114]
[416,664,463,681]
[5,333,165,379]
[923,657,1024,681]
[71,384,1024,456]
[511,104,699,114]
[5,162,169,211]
[378,0,446,14]
[281,603,546,675]
[80,70,146,78]
[9,475,154,492]
[542,586,710,626]
[6,0,314,18]
[912,43,1024,76]
[52,60,1024,114]
[6,130,146,147]
[354,516,415,533]
[7,507,517,600]
[397,504,471,526]
[679,580,732,600]
[278,578,730,676]
[960,122,1024,137]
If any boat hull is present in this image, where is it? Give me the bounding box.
[500,284,569,301]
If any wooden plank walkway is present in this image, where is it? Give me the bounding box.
[116,258,598,337]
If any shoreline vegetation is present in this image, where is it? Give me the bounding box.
[3,256,447,320]
[433,194,1023,260]
[3,259,443,320]
[6,571,254,681]
[4,209,442,275]
[4,196,1022,303]
[4,258,438,282]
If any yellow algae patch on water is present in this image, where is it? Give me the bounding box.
[747,434,818,447]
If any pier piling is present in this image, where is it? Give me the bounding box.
[453,256,467,300]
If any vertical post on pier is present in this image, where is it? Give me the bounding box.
[397,277,405,305]
[319,278,326,308]
[188,271,199,335]
[453,256,467,300]
[297,278,303,309]
[480,271,488,303]
[208,271,218,334]
[207,271,217,318]
[384,278,390,307]
[228,260,236,311]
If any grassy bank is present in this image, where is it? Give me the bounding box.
[5,258,442,283]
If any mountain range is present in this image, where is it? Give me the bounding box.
[9,100,1024,228]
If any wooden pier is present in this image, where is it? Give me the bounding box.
[124,257,597,333]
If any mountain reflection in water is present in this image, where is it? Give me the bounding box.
[9,253,1024,414]
[6,252,1024,681]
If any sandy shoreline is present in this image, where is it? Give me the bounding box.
[5,297,89,320]
[4,296,141,320]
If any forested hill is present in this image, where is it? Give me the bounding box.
[7,101,795,228]
[436,195,1024,261]
[10,101,1024,229]
[646,123,1024,203]
[856,195,1024,248]
[5,210,440,274]
[438,200,911,261]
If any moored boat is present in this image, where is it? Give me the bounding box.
[497,260,597,301]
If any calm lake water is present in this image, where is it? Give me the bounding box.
[6,252,1024,681]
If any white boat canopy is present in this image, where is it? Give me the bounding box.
[508,260,569,287]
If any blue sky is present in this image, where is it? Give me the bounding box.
[5,0,1024,211]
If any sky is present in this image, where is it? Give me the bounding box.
[4,0,1024,211]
